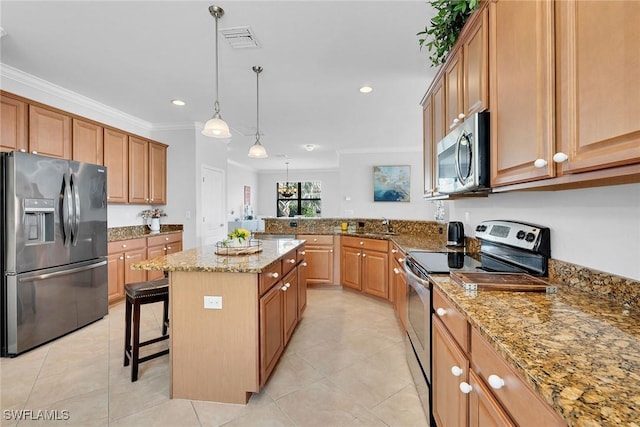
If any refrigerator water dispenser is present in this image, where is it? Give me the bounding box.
[23,198,55,244]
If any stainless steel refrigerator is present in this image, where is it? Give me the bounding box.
[1,151,108,357]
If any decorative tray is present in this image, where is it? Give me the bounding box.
[450,271,557,293]
[215,240,263,256]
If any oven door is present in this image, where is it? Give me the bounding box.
[404,260,432,421]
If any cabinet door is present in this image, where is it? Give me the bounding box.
[297,260,308,317]
[282,269,298,345]
[72,118,103,165]
[555,0,640,174]
[489,0,555,186]
[341,246,362,290]
[124,248,147,284]
[463,6,489,117]
[423,96,436,196]
[432,77,446,144]
[1,94,28,152]
[104,128,128,203]
[433,317,469,427]
[146,245,166,281]
[128,136,149,204]
[469,370,515,427]
[445,52,464,131]
[107,252,125,303]
[362,249,388,299]
[166,240,182,254]
[148,141,167,205]
[305,246,333,284]
[260,284,284,385]
[29,105,71,159]
[393,264,407,332]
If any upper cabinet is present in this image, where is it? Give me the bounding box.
[462,6,489,118]
[148,141,167,205]
[128,137,167,205]
[72,118,103,165]
[104,128,129,203]
[489,0,555,187]
[29,104,72,159]
[1,94,28,153]
[554,0,640,175]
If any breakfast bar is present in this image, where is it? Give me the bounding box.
[133,239,306,404]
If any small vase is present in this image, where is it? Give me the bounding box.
[148,217,160,232]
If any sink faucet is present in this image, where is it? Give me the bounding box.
[382,217,393,233]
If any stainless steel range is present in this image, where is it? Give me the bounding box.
[403,220,551,423]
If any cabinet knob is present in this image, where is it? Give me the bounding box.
[329,249,333,253]
[287,258,296,264]
[357,253,361,257]
[300,251,306,255]
[119,256,124,260]
[393,267,400,274]
[281,285,288,291]
[150,198,154,202]
[269,272,279,279]
[458,113,466,120]
[31,150,38,154]
[165,237,169,241]
[126,255,131,259]
[362,253,367,257]
[459,382,473,394]
[313,238,318,242]
[451,366,464,377]
[301,262,308,267]
[436,308,447,316]
[20,149,27,153]
[122,244,127,248]
[163,248,167,251]
[533,158,548,168]
[553,152,569,163]
[488,374,505,390]
[392,249,398,253]
[284,282,291,288]
[167,246,172,250]
[398,258,405,263]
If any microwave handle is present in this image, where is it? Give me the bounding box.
[454,131,472,184]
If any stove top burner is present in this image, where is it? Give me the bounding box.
[407,251,481,275]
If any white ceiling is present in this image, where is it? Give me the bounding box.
[0,1,438,171]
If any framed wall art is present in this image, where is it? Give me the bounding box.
[373,165,410,202]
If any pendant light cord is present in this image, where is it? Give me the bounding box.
[214,10,220,114]
[255,68,260,141]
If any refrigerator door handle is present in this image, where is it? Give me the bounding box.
[62,172,73,246]
[18,260,107,282]
[70,173,80,246]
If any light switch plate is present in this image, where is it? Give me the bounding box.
[204,296,222,309]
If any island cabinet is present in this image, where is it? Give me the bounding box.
[0,93,28,153]
[340,236,389,299]
[296,234,335,285]
[432,288,565,427]
[389,242,407,332]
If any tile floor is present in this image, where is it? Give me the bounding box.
[1,286,429,426]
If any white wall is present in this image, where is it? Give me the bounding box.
[227,161,259,221]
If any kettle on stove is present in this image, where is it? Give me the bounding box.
[447,221,465,247]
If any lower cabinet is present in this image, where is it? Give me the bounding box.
[297,248,308,316]
[146,233,183,281]
[259,282,285,385]
[390,243,407,332]
[340,236,389,299]
[296,234,335,284]
[432,288,566,427]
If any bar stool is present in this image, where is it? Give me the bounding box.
[123,278,170,382]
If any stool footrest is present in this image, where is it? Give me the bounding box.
[137,349,169,364]
[139,334,169,348]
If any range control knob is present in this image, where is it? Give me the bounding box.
[525,232,536,242]
[516,230,526,240]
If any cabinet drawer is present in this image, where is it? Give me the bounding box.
[470,328,565,427]
[282,249,298,275]
[260,262,283,295]
[342,236,389,252]
[108,237,146,254]
[297,245,306,261]
[147,232,181,247]
[433,288,469,352]
[297,234,334,245]
[390,243,406,264]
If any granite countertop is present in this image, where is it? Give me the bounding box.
[431,275,640,426]
[132,239,305,273]
[108,224,183,242]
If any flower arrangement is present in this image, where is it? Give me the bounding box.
[139,208,167,219]
[228,228,251,242]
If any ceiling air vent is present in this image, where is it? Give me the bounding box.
[220,26,260,49]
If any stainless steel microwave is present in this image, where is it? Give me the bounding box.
[435,111,490,194]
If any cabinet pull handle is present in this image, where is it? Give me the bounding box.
[284,282,291,289]
[459,382,472,394]
[391,249,398,253]
[281,285,287,291]
[451,366,463,377]
[287,258,296,264]
[301,262,308,267]
[436,308,447,316]
[269,272,279,278]
[553,152,569,163]
[393,267,400,274]
[534,158,548,168]
[488,374,505,390]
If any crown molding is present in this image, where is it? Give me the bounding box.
[338,146,422,155]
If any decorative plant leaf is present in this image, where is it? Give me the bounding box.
[417,0,479,66]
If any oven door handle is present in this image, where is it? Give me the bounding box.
[404,262,431,298]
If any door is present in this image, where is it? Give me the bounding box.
[200,166,226,246]
[69,160,107,263]
[1,95,28,152]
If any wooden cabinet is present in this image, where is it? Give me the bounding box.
[103,128,129,203]
[146,233,182,281]
[554,0,640,176]
[282,268,298,344]
[462,6,489,118]
[489,0,555,187]
[128,136,149,204]
[107,238,147,304]
[72,118,103,165]
[259,281,284,384]
[297,248,308,317]
[432,288,566,427]
[340,236,389,299]
[28,104,72,159]
[296,234,334,285]
[389,243,407,332]
[148,141,167,205]
[445,52,464,132]
[422,95,435,196]
[1,94,28,153]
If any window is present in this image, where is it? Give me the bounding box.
[277,181,321,217]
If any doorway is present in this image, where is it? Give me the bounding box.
[200,165,226,246]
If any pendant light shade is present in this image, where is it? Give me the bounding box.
[202,5,232,139]
[248,65,268,158]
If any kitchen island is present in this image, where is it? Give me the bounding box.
[132,238,306,404]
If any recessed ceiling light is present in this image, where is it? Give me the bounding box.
[359,86,373,94]
[171,99,186,106]
[304,144,315,152]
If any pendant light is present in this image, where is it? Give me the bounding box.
[202,5,232,139]
[248,65,268,158]
[278,162,296,198]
